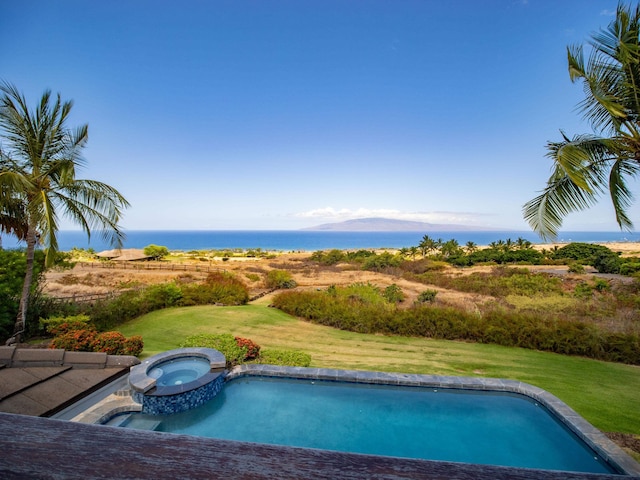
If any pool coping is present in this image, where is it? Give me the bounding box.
[75,364,640,476]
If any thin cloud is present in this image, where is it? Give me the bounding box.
[600,9,616,16]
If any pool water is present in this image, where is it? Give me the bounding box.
[147,356,211,387]
[120,376,615,474]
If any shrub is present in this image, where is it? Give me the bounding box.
[265,269,297,289]
[142,283,183,309]
[383,284,405,303]
[310,249,345,265]
[257,349,312,367]
[245,273,260,282]
[620,261,640,276]
[123,335,144,356]
[399,259,449,274]
[466,247,543,265]
[181,333,249,367]
[593,278,610,292]
[50,329,98,351]
[91,331,128,355]
[41,314,92,336]
[345,250,377,262]
[332,283,392,308]
[568,262,585,274]
[409,267,563,298]
[552,242,621,273]
[85,275,249,330]
[272,288,640,365]
[592,252,622,274]
[417,290,438,303]
[43,314,143,356]
[361,252,402,272]
[235,336,261,360]
[180,272,249,306]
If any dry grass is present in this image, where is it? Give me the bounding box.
[44,253,496,312]
[44,246,639,328]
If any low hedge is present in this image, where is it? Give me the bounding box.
[79,274,249,331]
[272,290,640,365]
[180,333,312,367]
[256,349,312,367]
[180,333,257,367]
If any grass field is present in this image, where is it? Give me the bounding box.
[117,300,640,436]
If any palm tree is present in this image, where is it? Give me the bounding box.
[465,240,477,254]
[504,238,514,252]
[0,82,129,344]
[418,234,437,257]
[515,236,532,250]
[524,3,640,240]
[440,239,461,258]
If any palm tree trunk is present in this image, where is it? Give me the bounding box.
[6,224,37,345]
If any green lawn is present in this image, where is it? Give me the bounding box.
[117,303,640,435]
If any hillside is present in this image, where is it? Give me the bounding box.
[301,217,498,232]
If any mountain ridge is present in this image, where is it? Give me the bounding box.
[301,217,501,232]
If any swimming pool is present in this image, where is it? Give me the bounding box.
[114,371,620,474]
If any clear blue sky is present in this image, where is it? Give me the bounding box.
[2,0,637,231]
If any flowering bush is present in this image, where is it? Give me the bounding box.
[91,331,128,355]
[49,329,98,351]
[124,336,144,356]
[235,336,261,360]
[45,315,143,356]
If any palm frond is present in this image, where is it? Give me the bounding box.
[608,158,640,230]
[523,169,602,240]
[547,133,617,191]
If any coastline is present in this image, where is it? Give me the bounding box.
[3,230,640,254]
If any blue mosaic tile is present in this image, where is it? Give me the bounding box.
[134,374,224,415]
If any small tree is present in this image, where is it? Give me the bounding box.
[143,244,169,260]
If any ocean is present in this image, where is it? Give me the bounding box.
[2,230,639,252]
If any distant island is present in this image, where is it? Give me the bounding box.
[301,217,500,232]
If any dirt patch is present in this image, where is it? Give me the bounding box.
[605,432,640,458]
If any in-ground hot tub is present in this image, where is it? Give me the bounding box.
[148,356,212,387]
[129,348,226,415]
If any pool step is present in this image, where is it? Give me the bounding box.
[103,413,131,427]
[111,414,162,431]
